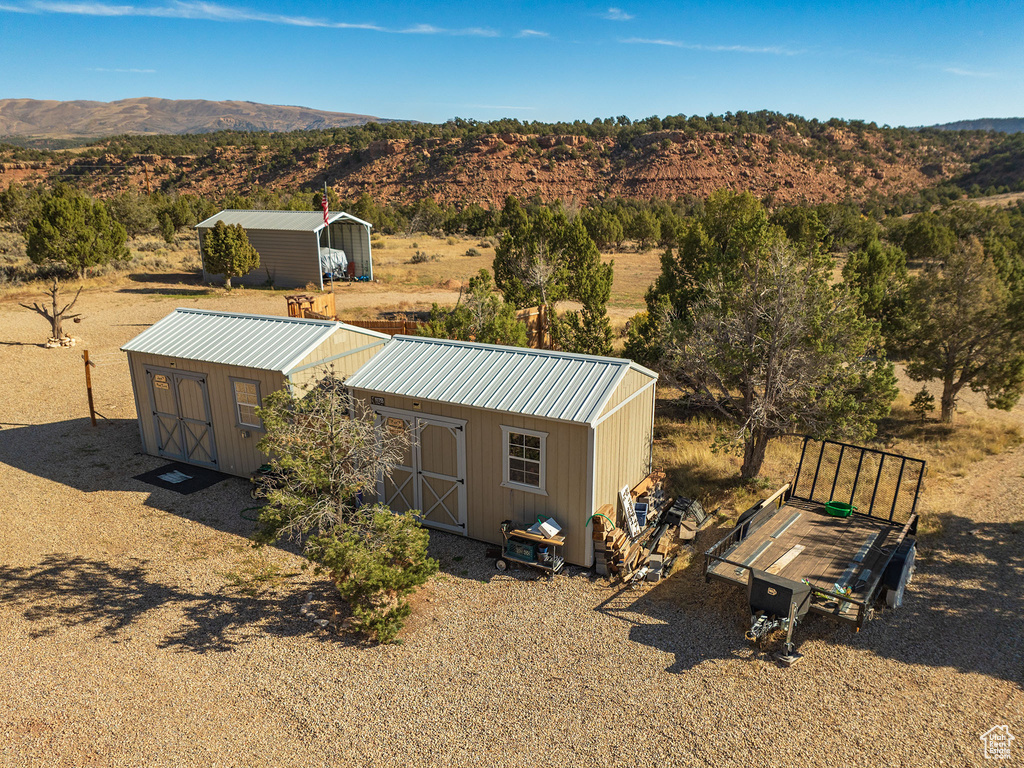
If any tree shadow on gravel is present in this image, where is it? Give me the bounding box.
[605,515,1024,683]
[0,553,351,653]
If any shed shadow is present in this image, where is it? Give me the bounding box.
[613,517,1024,683]
[124,271,204,285]
[117,287,219,296]
[0,418,258,539]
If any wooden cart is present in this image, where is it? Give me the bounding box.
[496,520,566,576]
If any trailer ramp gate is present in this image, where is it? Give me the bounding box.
[792,437,926,523]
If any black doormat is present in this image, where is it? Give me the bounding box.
[133,462,230,495]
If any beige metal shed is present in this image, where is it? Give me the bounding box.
[344,336,658,566]
[121,308,389,477]
[196,209,374,290]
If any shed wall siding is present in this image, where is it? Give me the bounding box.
[288,331,387,383]
[127,351,285,477]
[594,382,657,527]
[350,390,591,565]
[200,228,320,289]
[599,367,654,417]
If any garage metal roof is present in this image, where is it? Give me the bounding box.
[121,309,388,374]
[196,209,372,232]
[345,336,657,425]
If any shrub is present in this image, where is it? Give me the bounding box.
[465,247,481,257]
[307,506,438,643]
[410,251,429,264]
[911,387,936,422]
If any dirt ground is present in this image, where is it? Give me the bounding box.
[0,275,1022,768]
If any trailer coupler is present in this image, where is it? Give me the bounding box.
[746,612,787,642]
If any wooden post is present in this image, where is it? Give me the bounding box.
[538,305,547,349]
[83,350,97,427]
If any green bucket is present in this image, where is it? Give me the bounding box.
[825,501,856,518]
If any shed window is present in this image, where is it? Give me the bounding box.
[501,426,547,495]
[232,379,262,428]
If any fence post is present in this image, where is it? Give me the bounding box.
[83,350,97,427]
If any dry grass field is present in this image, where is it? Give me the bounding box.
[1,235,1022,767]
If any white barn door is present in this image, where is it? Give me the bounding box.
[375,409,467,534]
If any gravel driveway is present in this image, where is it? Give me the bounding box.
[0,284,1021,767]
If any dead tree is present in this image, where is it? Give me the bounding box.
[20,279,83,345]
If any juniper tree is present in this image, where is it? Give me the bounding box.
[659,196,896,479]
[255,375,437,642]
[901,237,1024,424]
[25,185,129,278]
[202,220,260,289]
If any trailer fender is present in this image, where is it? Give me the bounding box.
[882,540,916,609]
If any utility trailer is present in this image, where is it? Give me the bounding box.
[704,438,925,666]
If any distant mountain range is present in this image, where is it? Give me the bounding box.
[927,118,1024,134]
[0,98,396,138]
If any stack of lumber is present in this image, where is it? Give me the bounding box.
[592,499,676,580]
[592,472,704,582]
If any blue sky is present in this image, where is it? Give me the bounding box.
[1,1,1022,126]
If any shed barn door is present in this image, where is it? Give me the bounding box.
[374,409,466,534]
[415,417,467,534]
[146,369,217,468]
[379,414,417,515]
[174,375,217,467]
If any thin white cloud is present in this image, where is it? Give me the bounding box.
[30,0,382,27]
[622,37,800,55]
[517,28,549,38]
[90,66,156,72]
[399,23,497,36]
[9,1,499,35]
[943,66,996,78]
[602,7,633,21]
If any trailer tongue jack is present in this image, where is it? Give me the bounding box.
[746,570,812,666]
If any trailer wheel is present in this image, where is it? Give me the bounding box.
[883,541,916,609]
[495,559,508,572]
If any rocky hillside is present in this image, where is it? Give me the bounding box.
[0,98,390,138]
[0,119,1015,208]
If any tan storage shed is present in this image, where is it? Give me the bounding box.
[196,209,374,290]
[121,308,389,477]
[344,336,658,567]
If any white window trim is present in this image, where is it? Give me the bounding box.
[500,425,548,496]
[230,377,263,429]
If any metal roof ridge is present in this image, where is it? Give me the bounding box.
[172,307,338,328]
[389,334,635,367]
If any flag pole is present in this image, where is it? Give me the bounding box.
[322,182,334,292]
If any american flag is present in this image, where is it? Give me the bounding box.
[321,189,329,226]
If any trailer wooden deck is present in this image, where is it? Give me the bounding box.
[707,498,900,596]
